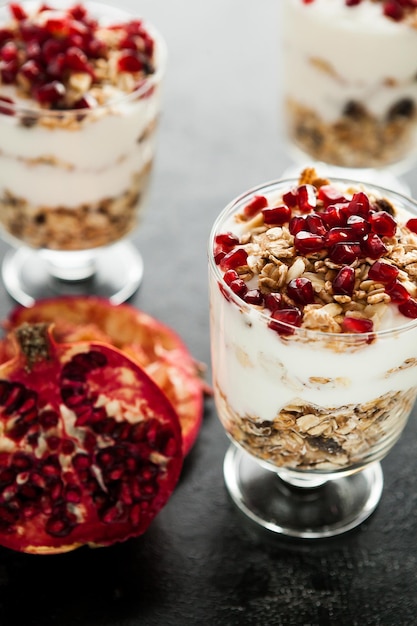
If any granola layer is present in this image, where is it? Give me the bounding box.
[0,161,152,250]
[216,380,417,471]
[286,99,417,169]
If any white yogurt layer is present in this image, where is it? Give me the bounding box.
[283,0,417,121]
[209,274,417,422]
[0,90,160,207]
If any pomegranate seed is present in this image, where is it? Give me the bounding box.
[73,94,97,109]
[119,34,138,51]
[306,213,327,235]
[20,23,49,44]
[219,248,248,271]
[361,233,388,259]
[214,232,240,250]
[262,205,291,225]
[328,243,361,265]
[342,317,374,333]
[69,4,88,20]
[19,60,43,84]
[34,80,66,105]
[343,192,370,218]
[42,39,65,64]
[9,3,27,20]
[1,41,19,62]
[368,261,399,283]
[297,184,317,212]
[346,0,363,5]
[87,37,107,58]
[214,246,226,265]
[243,289,264,306]
[369,211,397,237]
[47,52,66,79]
[324,227,357,246]
[264,293,282,312]
[117,51,144,73]
[383,0,404,20]
[287,277,315,305]
[294,231,325,253]
[282,188,298,208]
[0,96,14,116]
[1,60,18,84]
[229,279,247,298]
[406,218,417,234]
[317,185,347,208]
[243,195,268,218]
[223,269,239,285]
[0,28,13,45]
[268,308,302,336]
[289,215,307,235]
[333,266,355,296]
[385,280,410,304]
[346,215,370,237]
[64,46,91,73]
[26,41,42,61]
[320,204,347,229]
[399,297,417,318]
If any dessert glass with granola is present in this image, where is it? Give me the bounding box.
[283,0,417,173]
[0,1,166,305]
[209,166,417,538]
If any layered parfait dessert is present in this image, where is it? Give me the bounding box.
[0,1,165,251]
[283,0,417,169]
[209,167,417,473]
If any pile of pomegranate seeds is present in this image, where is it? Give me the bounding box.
[301,0,417,22]
[214,169,417,336]
[0,2,156,110]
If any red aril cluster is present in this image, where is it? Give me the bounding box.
[214,179,417,335]
[0,2,155,110]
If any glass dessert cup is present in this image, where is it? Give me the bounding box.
[281,0,417,187]
[0,1,167,305]
[208,177,417,539]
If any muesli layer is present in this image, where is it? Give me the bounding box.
[286,98,416,169]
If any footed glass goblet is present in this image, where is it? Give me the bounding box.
[209,174,417,538]
[281,0,417,190]
[0,1,166,305]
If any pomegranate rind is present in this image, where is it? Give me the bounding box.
[0,325,183,554]
[7,296,205,455]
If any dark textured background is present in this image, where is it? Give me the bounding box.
[0,1,417,624]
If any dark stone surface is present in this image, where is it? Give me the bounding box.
[0,1,416,625]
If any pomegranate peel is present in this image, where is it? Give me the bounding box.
[7,296,207,455]
[0,322,183,554]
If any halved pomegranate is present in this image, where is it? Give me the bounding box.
[0,322,182,554]
[6,297,206,455]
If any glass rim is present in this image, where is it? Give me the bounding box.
[0,0,167,117]
[208,174,417,341]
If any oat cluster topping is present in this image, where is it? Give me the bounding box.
[302,0,417,24]
[0,2,156,111]
[214,168,417,335]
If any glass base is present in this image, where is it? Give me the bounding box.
[2,240,144,306]
[223,444,384,539]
